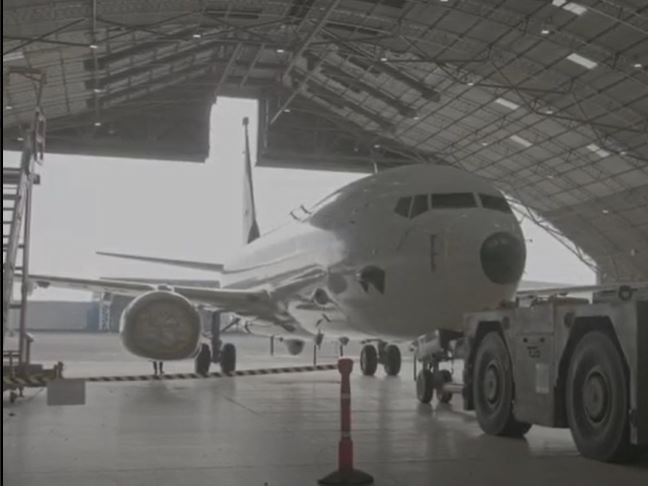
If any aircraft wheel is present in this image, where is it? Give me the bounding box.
[473,332,531,437]
[360,345,378,376]
[195,343,211,376]
[416,369,434,404]
[436,369,453,404]
[221,343,237,374]
[383,344,401,376]
[566,331,636,462]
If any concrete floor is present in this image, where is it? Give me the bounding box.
[3,333,647,486]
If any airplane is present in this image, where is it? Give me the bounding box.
[27,117,643,390]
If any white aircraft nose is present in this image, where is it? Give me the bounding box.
[480,232,526,285]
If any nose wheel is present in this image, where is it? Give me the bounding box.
[415,364,454,404]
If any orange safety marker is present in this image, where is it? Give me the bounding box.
[318,358,374,485]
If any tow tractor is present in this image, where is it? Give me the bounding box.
[415,285,647,462]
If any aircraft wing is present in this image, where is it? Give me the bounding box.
[97,251,224,273]
[515,281,647,298]
[27,274,272,315]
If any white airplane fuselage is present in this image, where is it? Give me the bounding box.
[220,164,525,342]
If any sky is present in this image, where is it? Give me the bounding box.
[4,97,594,301]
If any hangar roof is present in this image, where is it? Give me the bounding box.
[3,0,647,282]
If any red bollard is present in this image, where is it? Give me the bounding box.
[318,358,374,485]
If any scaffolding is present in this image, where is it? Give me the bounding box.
[2,67,54,401]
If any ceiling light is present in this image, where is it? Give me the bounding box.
[510,134,532,148]
[541,28,551,35]
[379,56,388,62]
[94,121,102,127]
[481,141,489,147]
[283,108,291,113]
[412,115,420,121]
[601,209,610,215]
[544,107,555,115]
[93,88,103,94]
[276,48,285,54]
[89,44,98,50]
[373,143,381,149]
[566,53,598,70]
[494,97,520,110]
[5,105,13,110]
[192,33,202,39]
[17,136,24,142]
[633,62,643,69]
[587,143,610,158]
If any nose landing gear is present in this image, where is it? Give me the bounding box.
[415,360,454,404]
[413,331,464,405]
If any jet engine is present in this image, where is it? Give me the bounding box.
[119,291,202,361]
[283,338,306,356]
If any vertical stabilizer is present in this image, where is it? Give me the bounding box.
[242,117,260,244]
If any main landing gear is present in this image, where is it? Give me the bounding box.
[360,341,402,377]
[195,312,237,375]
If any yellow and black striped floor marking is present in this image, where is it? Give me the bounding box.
[3,363,338,388]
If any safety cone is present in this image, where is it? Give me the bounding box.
[318,358,374,485]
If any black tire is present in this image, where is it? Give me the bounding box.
[195,343,211,376]
[416,369,434,404]
[566,331,635,462]
[221,343,236,374]
[436,369,453,404]
[473,332,531,437]
[360,345,378,376]
[383,344,401,376]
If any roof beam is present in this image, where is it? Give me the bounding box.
[270,0,341,123]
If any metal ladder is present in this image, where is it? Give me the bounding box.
[2,98,45,371]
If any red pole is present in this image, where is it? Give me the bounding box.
[318,358,373,485]
[338,358,353,472]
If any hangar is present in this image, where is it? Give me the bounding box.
[3,1,647,485]
[4,0,647,282]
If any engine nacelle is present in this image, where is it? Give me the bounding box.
[119,291,202,361]
[283,338,306,356]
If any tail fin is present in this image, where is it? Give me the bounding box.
[242,117,260,244]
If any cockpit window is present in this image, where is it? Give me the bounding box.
[394,196,412,217]
[430,193,476,209]
[480,193,512,213]
[410,194,429,218]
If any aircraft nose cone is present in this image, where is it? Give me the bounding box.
[480,232,526,285]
